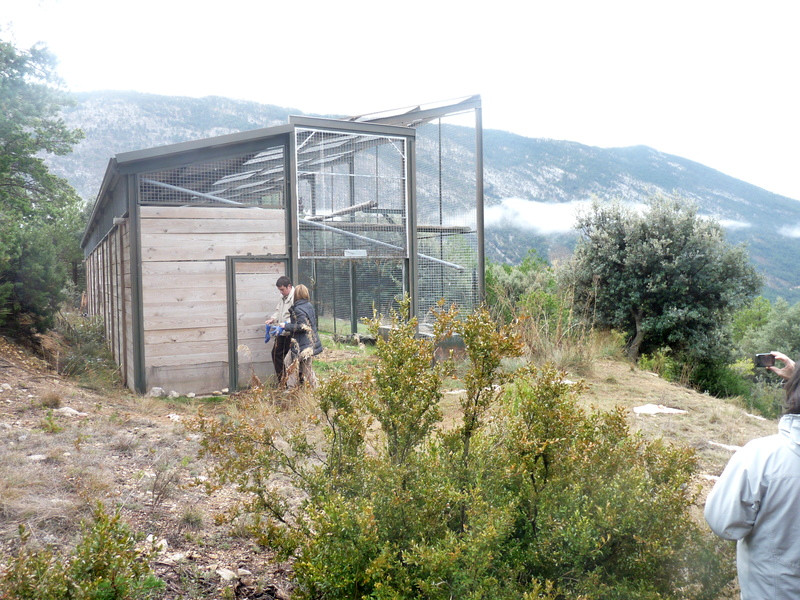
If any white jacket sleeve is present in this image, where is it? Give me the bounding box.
[704,445,762,541]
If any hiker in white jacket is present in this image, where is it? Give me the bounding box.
[704,350,800,599]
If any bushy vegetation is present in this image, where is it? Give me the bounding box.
[564,196,761,363]
[52,312,122,390]
[483,198,797,416]
[0,503,164,600]
[630,293,795,418]
[192,302,733,599]
[486,249,615,374]
[726,296,799,417]
[0,37,85,338]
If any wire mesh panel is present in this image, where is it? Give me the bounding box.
[295,128,408,259]
[139,145,286,208]
[414,111,481,326]
[295,127,409,333]
[298,258,405,336]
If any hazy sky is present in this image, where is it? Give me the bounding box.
[4,0,800,200]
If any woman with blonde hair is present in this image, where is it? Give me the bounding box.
[279,284,323,388]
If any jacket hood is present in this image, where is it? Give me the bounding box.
[778,413,800,446]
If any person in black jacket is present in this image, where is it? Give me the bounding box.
[279,284,323,389]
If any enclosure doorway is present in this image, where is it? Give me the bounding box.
[226,256,289,391]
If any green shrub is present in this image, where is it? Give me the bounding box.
[194,303,733,599]
[0,503,164,599]
[639,348,753,401]
[689,360,751,399]
[736,297,800,359]
[498,387,731,598]
[638,349,688,384]
[54,313,121,390]
[486,249,550,323]
[742,379,784,419]
[730,296,773,344]
[486,252,606,374]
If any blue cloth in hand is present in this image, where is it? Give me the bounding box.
[265,324,284,343]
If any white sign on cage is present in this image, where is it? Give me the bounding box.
[344,249,368,257]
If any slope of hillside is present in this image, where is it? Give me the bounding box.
[46,91,800,301]
[481,132,800,298]
[0,335,767,597]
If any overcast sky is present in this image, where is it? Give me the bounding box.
[4,0,800,201]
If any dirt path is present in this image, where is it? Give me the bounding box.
[0,336,293,599]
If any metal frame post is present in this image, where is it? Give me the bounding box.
[475,103,486,302]
[407,135,418,322]
[128,174,147,394]
[288,130,299,285]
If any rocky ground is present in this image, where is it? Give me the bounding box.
[0,334,302,599]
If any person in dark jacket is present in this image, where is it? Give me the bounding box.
[279,284,322,389]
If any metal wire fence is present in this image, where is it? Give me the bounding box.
[296,127,409,333]
[414,113,480,328]
[298,258,405,337]
[295,127,408,258]
[139,145,286,208]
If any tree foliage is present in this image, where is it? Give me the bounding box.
[0,36,84,335]
[564,196,761,360]
[485,249,552,322]
[192,304,732,599]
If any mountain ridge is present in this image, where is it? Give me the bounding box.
[48,91,800,302]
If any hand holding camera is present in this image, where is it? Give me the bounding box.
[755,353,775,367]
[755,351,795,380]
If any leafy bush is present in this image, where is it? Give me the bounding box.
[638,348,689,384]
[730,296,773,345]
[53,312,121,390]
[689,360,752,399]
[564,196,761,361]
[486,251,609,374]
[0,503,164,599]
[742,380,784,419]
[193,303,733,599]
[736,297,800,363]
[486,249,550,323]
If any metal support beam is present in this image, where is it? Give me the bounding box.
[128,174,147,394]
[407,135,419,322]
[475,104,486,301]
[288,131,299,284]
[349,261,357,335]
[140,178,244,206]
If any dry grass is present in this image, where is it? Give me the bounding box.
[0,332,772,598]
[579,359,775,476]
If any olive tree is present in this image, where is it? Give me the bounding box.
[564,196,761,361]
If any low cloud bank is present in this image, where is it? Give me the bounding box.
[485,197,752,234]
[484,198,592,234]
[717,219,751,230]
[779,224,800,238]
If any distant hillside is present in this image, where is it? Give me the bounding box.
[48,91,800,302]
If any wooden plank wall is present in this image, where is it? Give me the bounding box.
[121,221,132,387]
[139,205,285,394]
[85,220,132,388]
